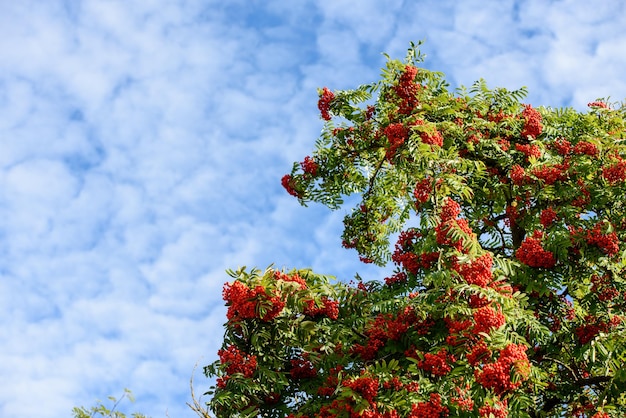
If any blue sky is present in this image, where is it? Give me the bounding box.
[1,1,625,417]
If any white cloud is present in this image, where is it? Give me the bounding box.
[1,0,626,417]
[540,1,626,107]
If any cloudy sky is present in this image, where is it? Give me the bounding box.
[1,1,625,417]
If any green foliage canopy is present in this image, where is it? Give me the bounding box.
[206,43,626,418]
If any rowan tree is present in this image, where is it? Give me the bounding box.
[205,43,626,418]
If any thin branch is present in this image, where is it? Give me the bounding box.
[363,155,387,201]
[540,357,612,389]
[541,356,578,381]
[576,375,612,387]
[187,361,212,418]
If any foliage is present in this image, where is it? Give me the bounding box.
[72,389,149,418]
[206,42,626,417]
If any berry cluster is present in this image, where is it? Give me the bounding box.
[290,357,318,379]
[300,156,319,176]
[515,231,556,268]
[466,340,492,367]
[418,123,444,147]
[479,398,508,418]
[318,87,334,121]
[573,141,599,157]
[572,179,591,207]
[475,344,530,395]
[445,316,472,337]
[532,163,568,185]
[515,143,541,159]
[552,138,572,155]
[602,157,626,184]
[382,376,404,391]
[585,222,619,256]
[222,281,256,320]
[394,65,420,115]
[435,218,474,251]
[390,251,418,274]
[588,101,609,108]
[451,386,474,412]
[539,207,558,228]
[451,253,494,287]
[303,297,339,320]
[417,349,452,376]
[391,229,438,274]
[314,375,402,418]
[344,376,379,403]
[316,399,400,418]
[497,138,511,151]
[590,274,620,302]
[467,132,482,145]
[216,345,258,388]
[574,314,622,344]
[393,251,439,275]
[413,177,432,206]
[281,174,301,198]
[222,281,285,322]
[571,402,596,417]
[384,271,408,286]
[274,270,307,290]
[473,305,506,334]
[468,293,490,308]
[384,123,409,160]
[440,198,461,221]
[409,393,449,418]
[395,228,422,249]
[510,164,528,186]
[352,308,430,360]
[520,105,542,139]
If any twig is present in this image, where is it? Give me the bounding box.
[187,361,212,418]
